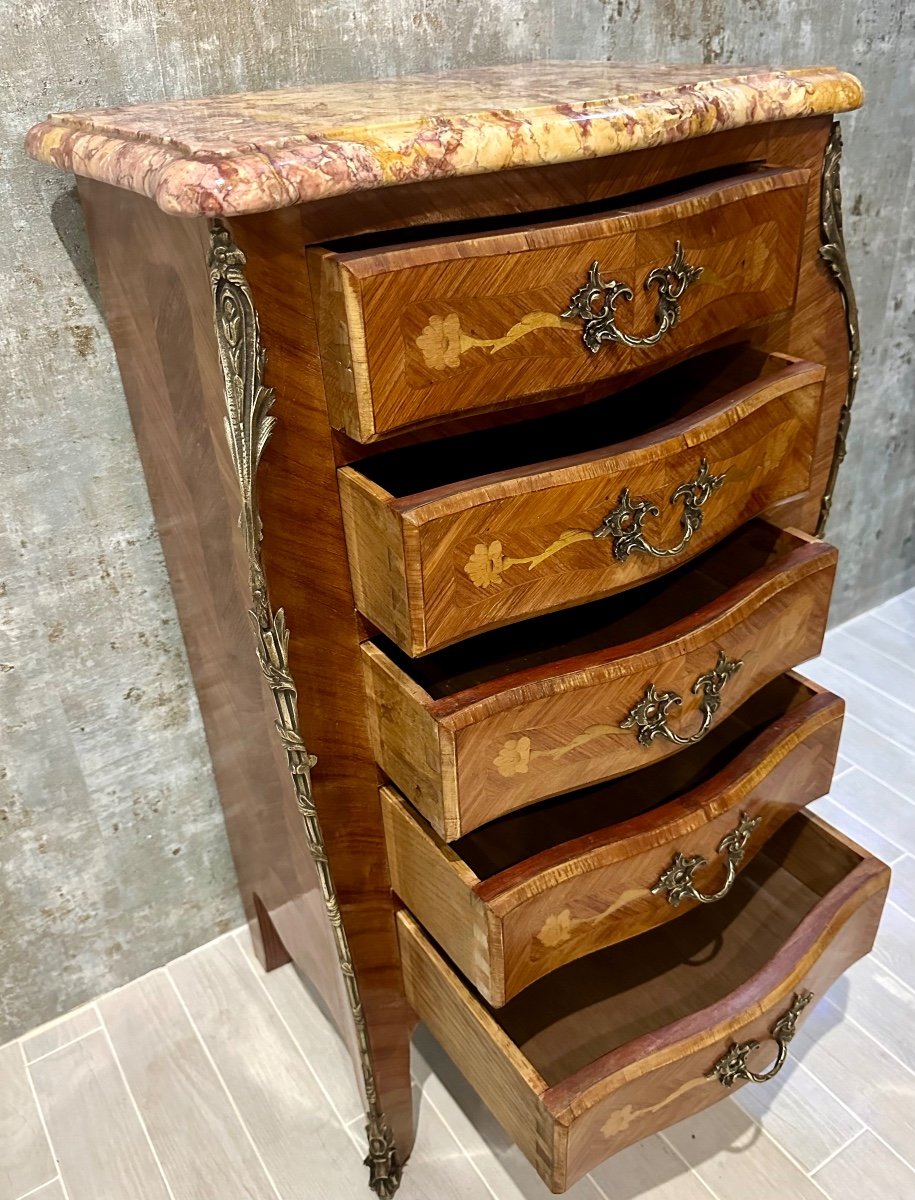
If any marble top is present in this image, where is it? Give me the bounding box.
[25,62,862,218]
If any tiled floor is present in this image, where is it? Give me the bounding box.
[3,586,915,1200]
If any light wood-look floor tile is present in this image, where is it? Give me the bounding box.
[813,1131,915,1199]
[588,1136,716,1199]
[889,854,915,911]
[662,1098,830,1199]
[792,995,915,1169]
[839,958,915,1074]
[167,935,366,1200]
[232,931,363,1126]
[843,613,915,677]
[838,716,915,796]
[870,900,915,992]
[98,969,277,1200]
[802,658,915,755]
[831,768,915,846]
[411,1026,604,1200]
[809,794,905,864]
[22,1006,100,1063]
[0,1042,56,1200]
[824,628,915,710]
[352,1084,498,1200]
[732,1052,862,1173]
[20,1182,66,1200]
[28,1029,171,1200]
[873,595,915,637]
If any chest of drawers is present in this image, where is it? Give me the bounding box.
[27,61,886,1197]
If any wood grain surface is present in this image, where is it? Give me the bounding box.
[364,523,837,838]
[76,180,351,1016]
[312,167,809,441]
[341,354,825,653]
[397,811,889,1191]
[384,674,845,1006]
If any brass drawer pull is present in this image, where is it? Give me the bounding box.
[706,991,814,1087]
[651,812,762,907]
[594,459,726,561]
[562,240,703,353]
[621,650,742,747]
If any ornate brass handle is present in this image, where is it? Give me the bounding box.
[561,241,703,353]
[593,459,726,561]
[706,992,814,1087]
[651,812,762,907]
[621,650,742,748]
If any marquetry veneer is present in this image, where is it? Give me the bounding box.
[27,61,881,1198]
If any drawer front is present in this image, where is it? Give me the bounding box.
[384,676,844,1006]
[364,529,837,840]
[396,814,888,1192]
[313,168,810,441]
[341,356,824,656]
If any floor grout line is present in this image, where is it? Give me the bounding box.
[815,793,907,861]
[230,929,358,1132]
[160,968,286,1200]
[655,1130,722,1200]
[24,1020,103,1066]
[807,1125,867,1176]
[840,623,915,677]
[836,756,915,809]
[12,1178,63,1200]
[19,1041,73,1200]
[813,655,915,719]
[96,1020,179,1200]
[871,608,915,637]
[838,713,915,772]
[409,1082,503,1200]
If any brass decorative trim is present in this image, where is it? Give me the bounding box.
[621,650,743,747]
[817,121,861,535]
[207,224,400,1199]
[651,812,762,907]
[594,458,726,560]
[562,241,703,353]
[706,991,814,1087]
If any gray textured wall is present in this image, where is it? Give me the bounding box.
[1,1,912,1041]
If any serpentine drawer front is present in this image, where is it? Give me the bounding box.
[340,350,824,655]
[27,62,872,1198]
[384,674,845,1005]
[397,812,888,1192]
[311,167,809,441]
[363,522,837,838]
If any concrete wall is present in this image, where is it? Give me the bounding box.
[1,1,912,1040]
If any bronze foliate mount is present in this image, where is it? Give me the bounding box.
[621,650,743,748]
[706,991,814,1087]
[594,458,726,561]
[562,240,703,353]
[651,812,763,908]
[817,121,861,535]
[207,223,401,1199]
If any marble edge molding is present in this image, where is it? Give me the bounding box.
[24,65,863,218]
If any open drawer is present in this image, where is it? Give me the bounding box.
[397,811,889,1193]
[311,166,809,442]
[365,520,837,838]
[340,347,825,655]
[384,673,844,1005]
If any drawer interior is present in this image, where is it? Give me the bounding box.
[356,344,786,497]
[455,674,819,880]
[479,813,863,1085]
[372,520,816,700]
[322,162,769,256]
